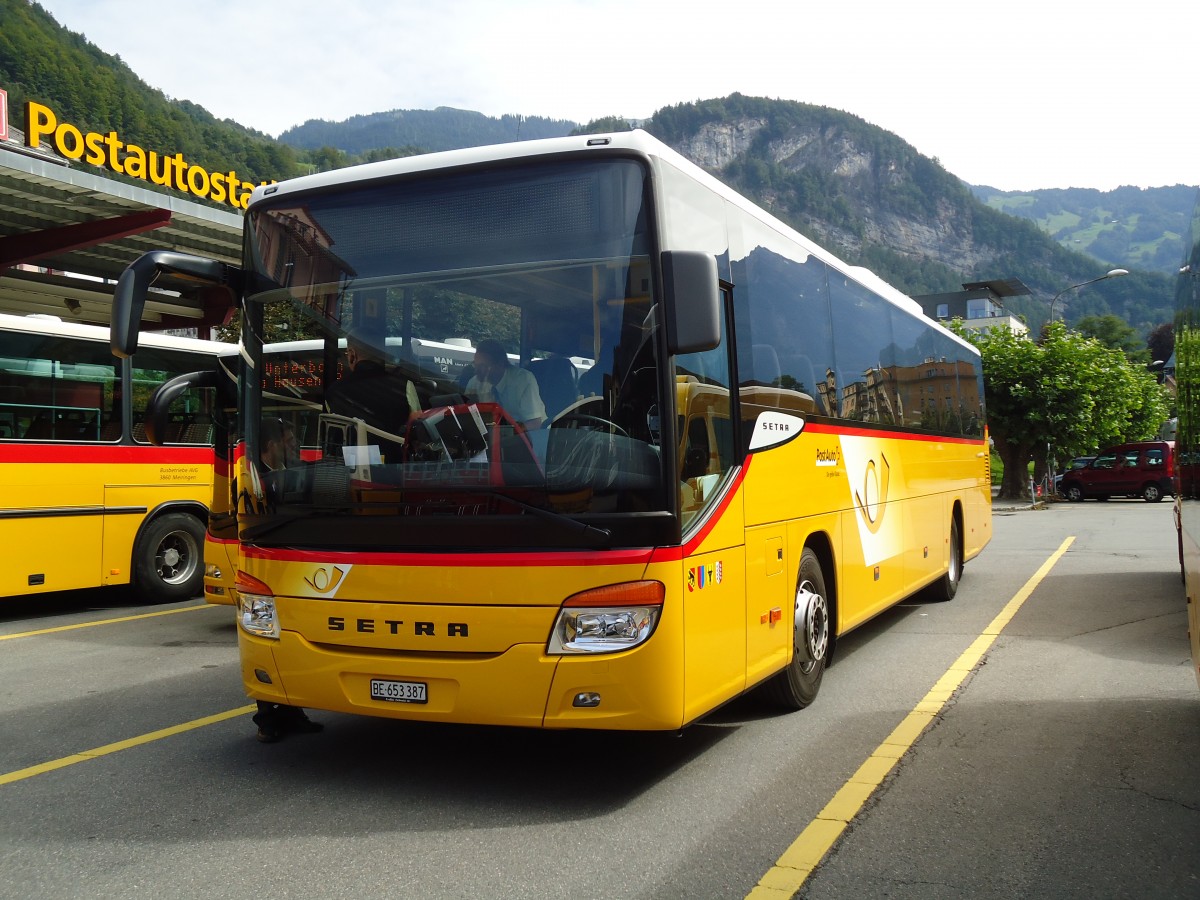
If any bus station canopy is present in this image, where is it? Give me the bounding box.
[0,141,242,335]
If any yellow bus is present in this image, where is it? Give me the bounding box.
[1,311,228,602]
[114,130,991,728]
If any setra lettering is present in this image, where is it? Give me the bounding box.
[327,616,467,637]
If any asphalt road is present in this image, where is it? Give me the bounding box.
[1,499,1197,899]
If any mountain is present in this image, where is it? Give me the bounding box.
[638,95,1176,333]
[2,2,1185,337]
[273,96,1179,333]
[971,184,1198,277]
[279,108,577,155]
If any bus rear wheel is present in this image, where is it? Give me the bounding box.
[759,548,829,710]
[923,516,962,602]
[134,512,205,604]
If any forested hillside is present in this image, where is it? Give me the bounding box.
[280,107,576,154]
[635,95,1173,333]
[972,184,1197,276]
[0,0,301,188]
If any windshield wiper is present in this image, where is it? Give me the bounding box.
[481,490,612,543]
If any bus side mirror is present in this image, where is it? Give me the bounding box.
[661,250,720,355]
[112,251,240,358]
[144,369,223,445]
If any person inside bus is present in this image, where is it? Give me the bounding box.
[324,327,420,460]
[465,338,546,431]
[259,417,298,472]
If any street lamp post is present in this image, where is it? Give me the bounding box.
[1047,268,1130,325]
[1043,268,1130,499]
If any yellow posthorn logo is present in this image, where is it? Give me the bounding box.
[854,452,891,533]
[305,565,349,595]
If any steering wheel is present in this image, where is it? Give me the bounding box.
[552,413,629,438]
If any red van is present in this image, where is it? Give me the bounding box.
[1059,440,1175,503]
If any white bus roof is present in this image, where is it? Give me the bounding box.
[0,311,233,356]
[247,130,975,355]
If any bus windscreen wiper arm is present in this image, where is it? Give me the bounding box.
[482,491,611,543]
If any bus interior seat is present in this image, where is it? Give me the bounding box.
[99,417,122,441]
[528,356,579,422]
[181,422,214,443]
[23,412,55,440]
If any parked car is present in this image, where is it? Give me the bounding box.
[1053,456,1096,494]
[1058,441,1175,503]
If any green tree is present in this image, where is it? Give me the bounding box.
[1075,314,1149,364]
[1147,322,1175,367]
[951,321,1170,500]
[571,116,634,135]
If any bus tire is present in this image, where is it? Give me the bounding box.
[133,512,205,604]
[923,516,962,602]
[759,548,829,710]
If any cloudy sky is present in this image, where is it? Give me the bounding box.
[32,0,1196,192]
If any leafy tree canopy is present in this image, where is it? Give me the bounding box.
[951,321,1170,499]
[1074,314,1149,364]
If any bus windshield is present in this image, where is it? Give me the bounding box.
[240,158,674,548]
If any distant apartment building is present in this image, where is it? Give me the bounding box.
[915,279,1029,336]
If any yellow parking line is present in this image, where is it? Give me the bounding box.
[0,704,257,787]
[746,536,1075,899]
[0,602,217,642]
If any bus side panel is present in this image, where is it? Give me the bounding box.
[963,464,993,562]
[678,546,748,723]
[102,480,212,586]
[742,428,989,636]
[745,524,791,689]
[0,475,103,595]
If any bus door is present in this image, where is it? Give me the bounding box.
[673,303,750,719]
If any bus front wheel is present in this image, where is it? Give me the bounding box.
[759,548,829,710]
[134,512,205,604]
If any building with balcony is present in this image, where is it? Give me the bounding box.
[915,279,1030,336]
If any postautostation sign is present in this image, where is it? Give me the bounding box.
[15,97,271,211]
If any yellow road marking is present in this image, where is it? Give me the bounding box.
[0,705,256,787]
[747,536,1075,899]
[0,602,217,642]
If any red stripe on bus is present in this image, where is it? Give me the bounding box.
[0,445,213,464]
[243,545,658,568]
[801,421,986,445]
[680,456,752,556]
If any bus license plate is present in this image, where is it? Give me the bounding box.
[370,679,427,704]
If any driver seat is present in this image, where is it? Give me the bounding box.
[528,357,579,422]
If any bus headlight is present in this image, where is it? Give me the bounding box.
[548,581,664,655]
[236,572,279,639]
